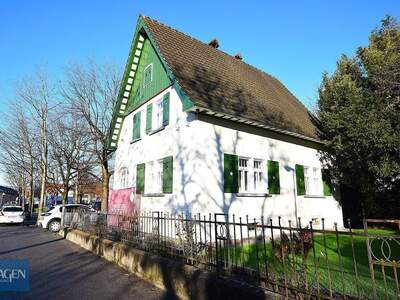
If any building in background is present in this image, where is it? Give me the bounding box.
[0,185,19,207]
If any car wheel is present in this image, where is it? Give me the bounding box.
[48,220,61,232]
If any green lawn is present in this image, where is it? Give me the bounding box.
[219,228,399,299]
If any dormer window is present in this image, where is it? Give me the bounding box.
[143,63,153,87]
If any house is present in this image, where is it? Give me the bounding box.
[107,15,344,227]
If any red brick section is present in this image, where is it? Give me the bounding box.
[142,16,319,140]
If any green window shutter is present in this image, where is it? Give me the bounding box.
[162,92,170,126]
[133,112,141,140]
[322,169,333,196]
[146,104,152,134]
[162,156,173,193]
[267,160,280,194]
[295,164,305,196]
[136,163,145,194]
[223,154,238,193]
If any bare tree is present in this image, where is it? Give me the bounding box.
[15,68,58,221]
[61,62,120,211]
[0,102,39,213]
[47,110,94,204]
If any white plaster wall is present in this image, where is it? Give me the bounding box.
[113,86,344,229]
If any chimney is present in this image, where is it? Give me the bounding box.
[208,38,219,48]
[234,52,242,60]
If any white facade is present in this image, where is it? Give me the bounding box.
[113,86,344,228]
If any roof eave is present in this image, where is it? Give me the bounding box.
[188,105,324,145]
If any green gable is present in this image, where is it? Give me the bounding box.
[107,16,194,150]
[126,38,171,113]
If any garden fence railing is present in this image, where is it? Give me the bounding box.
[63,210,399,300]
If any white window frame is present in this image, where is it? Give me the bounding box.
[253,159,264,192]
[304,166,323,196]
[145,159,163,194]
[153,98,164,130]
[238,157,250,193]
[143,63,153,87]
[120,168,129,189]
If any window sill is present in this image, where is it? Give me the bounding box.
[304,195,326,199]
[149,126,165,136]
[130,138,141,144]
[236,193,271,197]
[142,193,165,197]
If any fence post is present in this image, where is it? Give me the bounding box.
[152,211,160,253]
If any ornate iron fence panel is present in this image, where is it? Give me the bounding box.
[364,219,400,300]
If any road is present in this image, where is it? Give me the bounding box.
[0,225,177,300]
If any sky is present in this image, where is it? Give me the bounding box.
[0,0,399,184]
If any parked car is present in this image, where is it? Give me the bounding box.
[0,205,25,224]
[38,204,92,232]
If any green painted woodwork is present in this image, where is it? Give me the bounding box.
[162,156,173,193]
[295,164,305,196]
[322,169,333,196]
[133,112,141,140]
[107,16,194,150]
[146,104,152,134]
[267,160,280,194]
[136,163,145,194]
[224,154,239,193]
[127,39,171,112]
[162,92,170,126]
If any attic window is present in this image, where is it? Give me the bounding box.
[143,63,153,87]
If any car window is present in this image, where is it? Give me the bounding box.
[3,207,23,212]
[65,206,75,213]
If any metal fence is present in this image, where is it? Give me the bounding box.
[63,209,400,300]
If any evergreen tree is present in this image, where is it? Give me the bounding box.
[317,16,400,216]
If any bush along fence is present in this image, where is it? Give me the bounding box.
[63,211,400,300]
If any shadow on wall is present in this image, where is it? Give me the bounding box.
[167,115,204,215]
[171,64,308,223]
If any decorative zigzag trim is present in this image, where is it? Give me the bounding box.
[109,34,145,148]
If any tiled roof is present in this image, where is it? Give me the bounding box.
[142,16,319,140]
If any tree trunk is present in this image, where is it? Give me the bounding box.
[61,186,69,205]
[36,116,47,225]
[30,174,34,216]
[101,161,109,212]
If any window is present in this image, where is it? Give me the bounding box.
[120,168,129,189]
[2,207,23,212]
[238,158,249,192]
[143,63,153,87]
[154,99,164,129]
[303,166,323,195]
[145,160,163,194]
[253,160,263,192]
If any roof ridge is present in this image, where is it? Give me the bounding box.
[141,15,309,111]
[142,17,274,75]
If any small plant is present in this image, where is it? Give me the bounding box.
[273,226,313,262]
[175,215,209,262]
